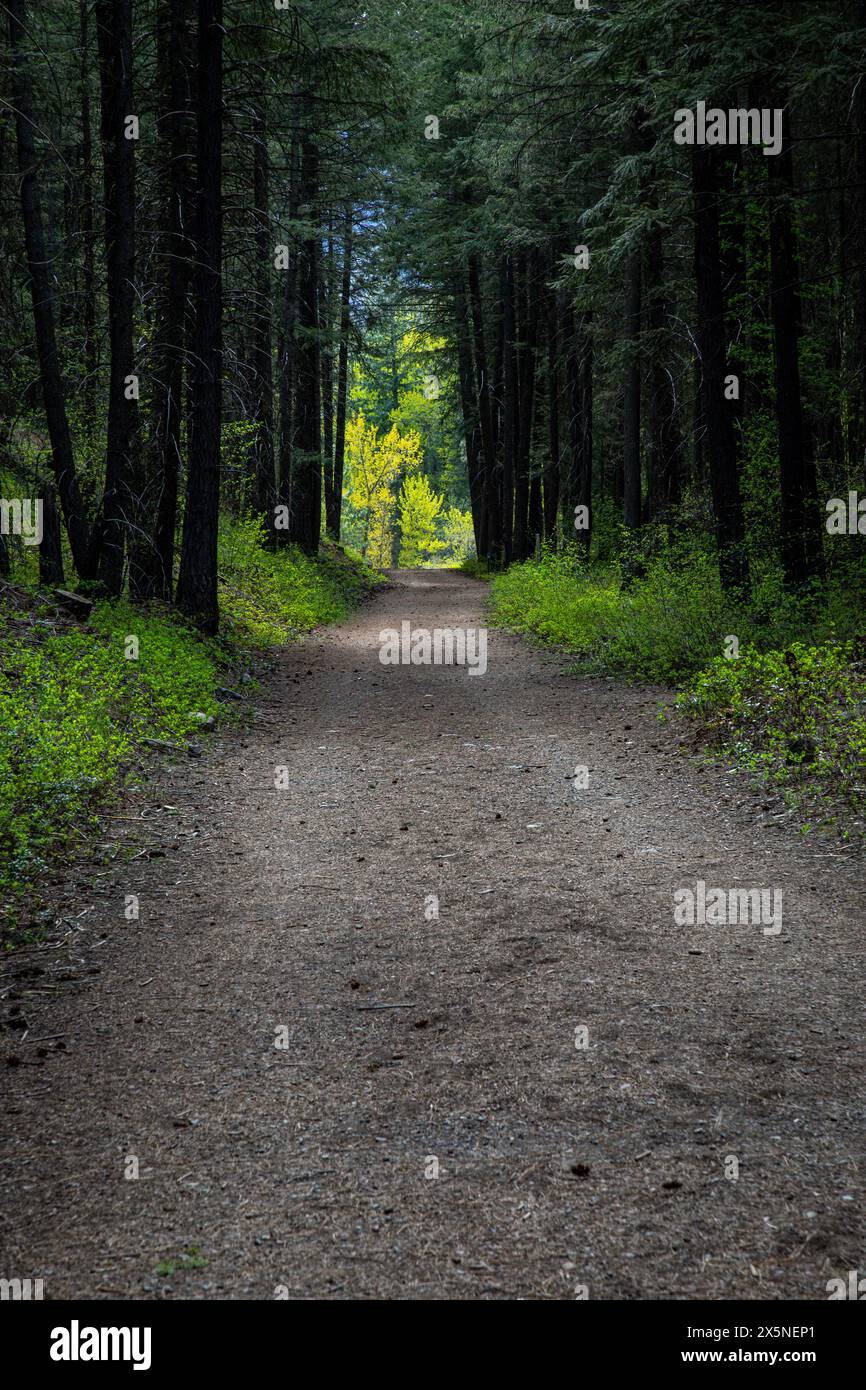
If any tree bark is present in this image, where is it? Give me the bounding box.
[454,272,485,558]
[287,111,321,555]
[513,251,540,562]
[94,0,140,595]
[501,255,517,565]
[645,228,681,525]
[39,485,64,585]
[251,99,275,526]
[176,0,223,631]
[622,250,642,531]
[277,91,301,543]
[692,143,749,594]
[329,212,352,540]
[765,101,823,586]
[79,0,97,433]
[321,225,335,534]
[468,253,497,556]
[143,0,193,599]
[8,0,95,580]
[543,276,561,541]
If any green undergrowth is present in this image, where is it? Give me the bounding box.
[488,544,866,833]
[677,642,866,835]
[218,517,383,648]
[0,524,382,939]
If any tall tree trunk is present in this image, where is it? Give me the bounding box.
[501,255,517,565]
[176,0,223,631]
[622,249,642,531]
[543,277,561,541]
[8,0,95,579]
[321,225,335,534]
[143,0,193,599]
[578,311,594,551]
[79,0,97,433]
[277,91,301,543]
[563,302,593,555]
[454,274,484,558]
[765,102,823,586]
[856,0,866,487]
[513,251,540,562]
[288,112,321,555]
[95,0,139,595]
[39,484,64,585]
[468,253,497,555]
[251,99,274,526]
[645,230,681,525]
[328,211,352,541]
[692,143,749,594]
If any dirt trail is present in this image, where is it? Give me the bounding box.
[1,569,863,1300]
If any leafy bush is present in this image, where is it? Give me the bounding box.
[487,542,866,828]
[0,522,382,928]
[218,516,382,647]
[489,544,866,683]
[678,641,866,815]
[0,603,219,912]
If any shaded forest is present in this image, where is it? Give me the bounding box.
[2,0,865,621]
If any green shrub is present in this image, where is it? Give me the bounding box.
[218,516,381,647]
[678,641,866,814]
[0,521,382,930]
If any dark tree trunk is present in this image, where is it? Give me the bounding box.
[143,0,193,599]
[513,251,540,562]
[692,143,749,594]
[288,114,321,555]
[79,0,97,432]
[645,229,681,525]
[8,0,95,579]
[39,485,64,585]
[856,0,866,488]
[543,278,561,541]
[454,274,484,558]
[321,227,335,533]
[251,100,274,526]
[501,255,517,565]
[563,302,593,555]
[329,212,352,541]
[95,0,140,596]
[277,92,301,543]
[578,312,594,548]
[622,250,642,530]
[468,253,497,555]
[176,0,223,632]
[765,103,823,587]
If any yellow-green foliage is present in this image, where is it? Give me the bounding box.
[0,602,219,914]
[345,414,422,566]
[490,550,623,662]
[398,473,445,566]
[678,642,866,812]
[217,516,375,646]
[0,522,381,926]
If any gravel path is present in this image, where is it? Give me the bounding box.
[1,569,863,1300]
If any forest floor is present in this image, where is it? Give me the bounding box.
[1,568,863,1300]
